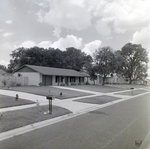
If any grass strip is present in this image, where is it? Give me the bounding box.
[115,89,148,96]
[0,94,35,108]
[74,95,121,104]
[0,105,71,133]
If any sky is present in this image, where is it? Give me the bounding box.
[0,0,150,75]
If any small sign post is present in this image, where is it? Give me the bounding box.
[131,88,134,95]
[46,96,54,114]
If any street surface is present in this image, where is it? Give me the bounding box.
[0,93,150,149]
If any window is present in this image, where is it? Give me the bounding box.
[70,77,76,82]
[61,76,64,82]
[79,77,84,83]
[55,76,59,83]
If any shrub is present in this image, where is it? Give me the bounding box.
[85,82,90,85]
[39,82,42,86]
[2,79,7,86]
[16,83,21,86]
[11,81,16,87]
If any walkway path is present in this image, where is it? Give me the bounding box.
[0,86,149,113]
[0,86,150,142]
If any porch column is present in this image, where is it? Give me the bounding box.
[76,77,79,85]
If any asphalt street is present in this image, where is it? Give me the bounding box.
[0,93,150,149]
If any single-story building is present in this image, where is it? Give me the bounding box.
[0,69,7,76]
[89,73,129,85]
[105,74,128,84]
[13,65,89,86]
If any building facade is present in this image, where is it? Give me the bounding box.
[13,65,89,86]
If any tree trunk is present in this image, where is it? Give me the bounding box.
[129,77,132,84]
[102,76,106,85]
[93,80,95,85]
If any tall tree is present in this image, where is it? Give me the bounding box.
[0,65,7,71]
[94,46,116,85]
[8,47,27,71]
[84,63,97,84]
[119,43,149,84]
[8,46,93,72]
[8,47,46,71]
[63,47,92,71]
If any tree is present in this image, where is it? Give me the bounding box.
[119,43,149,84]
[94,46,116,85]
[8,46,93,72]
[63,47,93,71]
[84,63,97,84]
[0,65,7,71]
[8,47,46,71]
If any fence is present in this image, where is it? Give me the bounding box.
[0,76,28,88]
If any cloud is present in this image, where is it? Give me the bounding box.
[3,32,13,37]
[36,0,150,38]
[51,35,82,51]
[0,60,9,67]
[19,41,36,48]
[132,26,150,75]
[38,41,51,49]
[91,0,150,34]
[132,26,150,52]
[17,35,82,51]
[95,19,111,37]
[83,40,102,55]
[0,42,16,67]
[37,9,45,23]
[53,28,61,38]
[5,20,12,24]
[37,0,91,33]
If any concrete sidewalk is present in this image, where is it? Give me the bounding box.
[0,86,148,113]
[0,87,150,142]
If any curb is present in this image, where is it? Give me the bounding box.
[0,94,137,142]
[0,89,149,142]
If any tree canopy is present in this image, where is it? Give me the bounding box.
[93,46,116,84]
[118,43,149,83]
[0,65,7,71]
[7,43,149,85]
[8,46,92,72]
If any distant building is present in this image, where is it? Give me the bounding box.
[0,69,7,76]
[13,65,89,86]
[105,73,128,84]
[87,73,129,85]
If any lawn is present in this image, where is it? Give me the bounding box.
[69,84,149,93]
[11,86,92,99]
[69,85,126,93]
[74,95,121,104]
[115,89,149,96]
[0,94,35,108]
[0,105,71,133]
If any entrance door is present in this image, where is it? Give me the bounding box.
[45,76,52,86]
